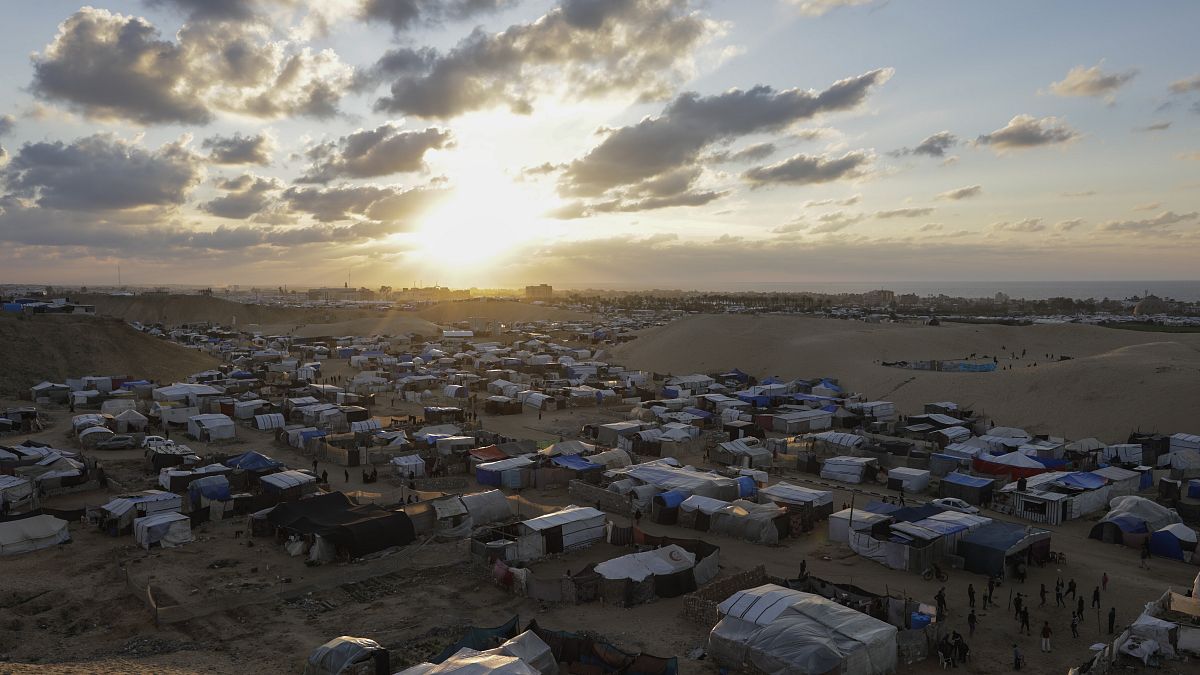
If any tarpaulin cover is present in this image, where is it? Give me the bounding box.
[759,482,833,507]
[304,636,384,675]
[957,521,1050,576]
[432,616,520,664]
[943,472,994,488]
[710,584,897,675]
[1148,523,1198,560]
[654,490,689,509]
[1056,472,1107,490]
[267,492,415,557]
[889,504,944,523]
[595,544,695,582]
[527,619,679,675]
[223,451,283,472]
[736,476,757,499]
[551,454,603,472]
[0,514,70,555]
[188,475,231,502]
[1106,496,1182,532]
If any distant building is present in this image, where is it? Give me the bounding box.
[897,293,920,306]
[994,292,1010,304]
[864,289,895,306]
[525,284,554,300]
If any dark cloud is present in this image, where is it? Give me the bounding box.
[559,69,891,204]
[875,207,934,218]
[0,115,14,137]
[368,0,716,118]
[2,134,201,211]
[298,123,452,183]
[202,132,274,165]
[1136,122,1171,132]
[742,151,870,187]
[144,0,283,21]
[201,174,280,219]
[1048,63,1137,98]
[281,185,444,223]
[1100,211,1198,233]
[936,184,982,200]
[708,142,777,164]
[31,8,352,125]
[976,115,1078,151]
[891,131,958,158]
[359,0,517,32]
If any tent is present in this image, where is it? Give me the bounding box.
[709,500,787,545]
[595,544,696,583]
[1089,515,1150,545]
[268,492,416,558]
[303,636,389,675]
[828,508,892,544]
[254,413,286,430]
[886,467,931,493]
[759,482,833,516]
[820,456,876,484]
[539,440,596,457]
[134,512,193,549]
[709,584,897,675]
[476,456,534,488]
[957,521,1051,577]
[260,470,319,497]
[1148,523,1198,561]
[0,475,37,512]
[516,506,605,561]
[400,630,555,675]
[973,451,1048,479]
[550,454,603,473]
[223,451,284,474]
[1106,496,1182,532]
[0,515,70,556]
[188,475,232,508]
[460,490,512,526]
[938,472,995,505]
[391,454,426,477]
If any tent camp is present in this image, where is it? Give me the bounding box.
[708,584,898,675]
[957,521,1051,577]
[515,506,605,561]
[0,515,70,556]
[1148,523,1198,561]
[134,512,193,549]
[476,456,534,488]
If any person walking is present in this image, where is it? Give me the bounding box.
[968,583,976,609]
[344,469,349,483]
[1019,606,1031,636]
[1108,607,1117,634]
[1013,592,1023,620]
[1092,586,1101,609]
[968,609,978,638]
[1055,579,1065,607]
[1012,644,1024,671]
[1039,583,1047,607]
[1101,572,1109,592]
[936,587,948,618]
[1071,612,1080,638]
[1040,622,1052,653]
[1066,578,1077,600]
[1077,597,1085,623]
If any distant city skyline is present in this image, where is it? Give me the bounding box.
[0,1,1198,288]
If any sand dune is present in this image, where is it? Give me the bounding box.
[611,315,1200,442]
[0,315,220,393]
[260,315,440,338]
[415,299,594,324]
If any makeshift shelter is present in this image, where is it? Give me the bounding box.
[886,467,931,493]
[188,475,232,509]
[476,456,534,488]
[223,451,284,474]
[709,500,787,545]
[0,475,37,512]
[820,456,877,485]
[586,448,632,470]
[134,512,193,549]
[268,492,416,558]
[254,413,286,430]
[303,636,390,675]
[1106,496,1183,532]
[1148,523,1198,561]
[540,440,596,457]
[187,413,236,441]
[709,584,898,675]
[99,491,182,533]
[114,408,148,433]
[973,451,1048,479]
[515,506,605,561]
[957,521,1051,577]
[828,508,892,544]
[594,544,700,603]
[401,630,555,675]
[1089,514,1150,546]
[0,515,70,555]
[391,454,426,478]
[938,472,995,506]
[260,470,319,500]
[461,490,513,526]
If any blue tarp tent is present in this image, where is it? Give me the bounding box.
[939,471,995,505]
[1089,515,1149,544]
[223,451,283,473]
[736,393,770,407]
[662,387,680,399]
[890,504,944,523]
[1033,457,1070,469]
[912,517,967,537]
[736,476,757,499]
[188,475,231,507]
[958,521,1051,576]
[1147,524,1197,561]
[1188,479,1200,499]
[551,455,603,472]
[1057,472,1107,490]
[655,490,689,509]
[863,500,901,515]
[761,376,784,385]
[819,379,842,392]
[683,407,713,419]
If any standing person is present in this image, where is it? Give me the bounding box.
[1039,583,1047,607]
[312,459,318,473]
[968,583,976,609]
[1092,586,1101,609]
[1040,621,1052,653]
[321,470,328,484]
[1101,572,1109,591]
[1066,579,1077,600]
[1108,607,1117,634]
[968,609,978,638]
[988,576,996,603]
[1019,606,1031,636]
[1055,579,1065,607]
[1077,597,1085,624]
[1012,644,1023,671]
[936,587,947,618]
[1071,612,1080,638]
[1013,592,1023,620]
[344,468,349,483]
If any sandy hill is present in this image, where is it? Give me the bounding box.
[260,315,440,339]
[415,299,594,324]
[611,315,1200,442]
[0,314,221,394]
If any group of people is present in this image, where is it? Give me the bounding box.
[1002,572,1119,669]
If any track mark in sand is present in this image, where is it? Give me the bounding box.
[878,376,917,398]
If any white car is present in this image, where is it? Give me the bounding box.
[931,497,980,514]
[142,435,175,449]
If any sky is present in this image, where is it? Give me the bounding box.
[0,0,1198,290]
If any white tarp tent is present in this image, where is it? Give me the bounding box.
[134,512,193,549]
[391,454,426,477]
[759,482,833,508]
[0,514,70,555]
[594,544,696,582]
[821,456,875,484]
[709,584,898,675]
[886,467,931,493]
[398,630,554,675]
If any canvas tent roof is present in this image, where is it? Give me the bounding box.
[540,440,596,457]
[267,491,415,557]
[759,482,833,506]
[304,636,385,675]
[1106,496,1182,532]
[594,544,696,582]
[521,506,604,532]
[0,515,70,555]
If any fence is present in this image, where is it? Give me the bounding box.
[568,480,633,517]
[681,565,769,625]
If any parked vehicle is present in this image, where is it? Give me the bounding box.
[931,497,980,514]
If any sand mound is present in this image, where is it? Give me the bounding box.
[415,299,593,324]
[0,314,220,394]
[611,315,1200,442]
[260,315,440,339]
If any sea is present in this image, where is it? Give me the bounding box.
[713,281,1200,302]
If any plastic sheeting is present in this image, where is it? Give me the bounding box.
[1106,496,1182,532]
[595,544,696,582]
[710,584,898,675]
[134,512,192,549]
[759,482,833,507]
[303,636,385,675]
[0,515,70,555]
[709,500,784,545]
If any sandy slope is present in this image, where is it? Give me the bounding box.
[415,299,594,324]
[611,315,1200,442]
[257,315,441,338]
[0,315,220,394]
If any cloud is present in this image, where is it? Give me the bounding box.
[875,207,934,219]
[0,115,14,137]
[891,131,958,158]
[145,0,290,21]
[202,132,275,165]
[809,210,864,233]
[1061,190,1096,197]
[993,218,1045,233]
[281,184,444,223]
[367,0,718,118]
[358,0,517,32]
[709,142,777,164]
[919,223,942,232]
[1178,151,1200,161]
[2,133,201,211]
[30,7,353,125]
[1055,218,1085,232]
[743,151,870,187]
[772,220,808,234]
[201,174,281,219]
[1168,74,1200,95]
[936,184,982,201]
[298,122,452,183]
[1132,202,1161,212]
[1137,122,1171,132]
[976,114,1078,151]
[790,0,880,16]
[1048,63,1136,99]
[1100,211,1198,233]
